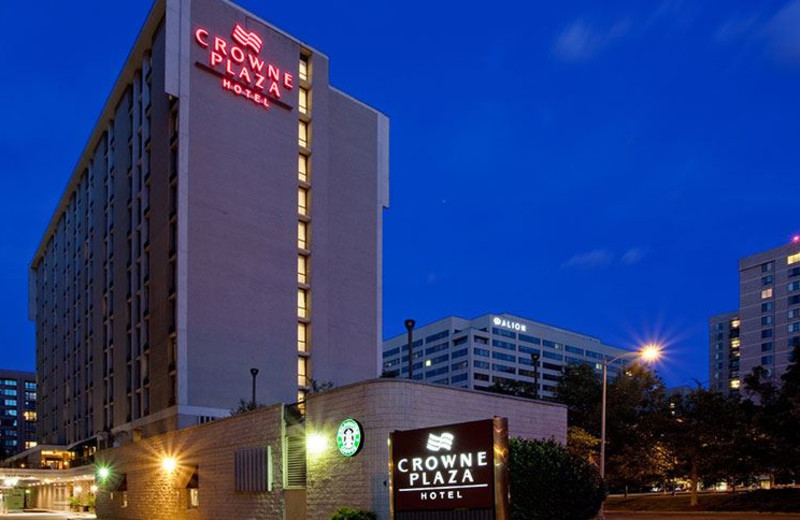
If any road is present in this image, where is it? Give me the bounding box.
[0,512,93,520]
[607,513,800,520]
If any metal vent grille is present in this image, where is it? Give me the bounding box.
[234,446,272,492]
[285,434,307,488]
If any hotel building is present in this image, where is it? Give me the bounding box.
[710,239,800,393]
[28,0,389,447]
[0,369,37,457]
[382,314,632,399]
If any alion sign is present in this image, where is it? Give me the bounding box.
[389,418,509,520]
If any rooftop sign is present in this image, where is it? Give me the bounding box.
[194,23,294,110]
[492,316,527,333]
[389,418,509,520]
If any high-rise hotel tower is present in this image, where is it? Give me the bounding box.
[29,0,389,446]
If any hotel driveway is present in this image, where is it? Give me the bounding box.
[0,513,94,520]
[607,512,800,520]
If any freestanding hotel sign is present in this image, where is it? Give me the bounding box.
[390,418,509,520]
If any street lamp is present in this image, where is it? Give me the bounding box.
[531,352,541,400]
[404,319,416,380]
[250,368,259,408]
[598,343,662,518]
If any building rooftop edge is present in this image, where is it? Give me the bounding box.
[385,312,630,352]
[305,377,569,409]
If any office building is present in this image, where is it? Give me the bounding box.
[28,0,389,447]
[0,369,37,457]
[709,312,740,395]
[382,314,632,399]
[710,239,800,393]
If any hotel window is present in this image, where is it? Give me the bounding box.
[789,322,800,333]
[762,329,773,338]
[762,275,774,286]
[297,358,308,386]
[788,252,800,265]
[731,338,741,348]
[299,55,309,81]
[298,88,309,115]
[762,342,774,352]
[762,316,774,326]
[298,323,308,353]
[297,221,308,250]
[297,289,309,319]
[762,355,774,365]
[189,488,199,509]
[789,281,800,292]
[762,262,774,272]
[297,255,308,284]
[790,308,800,319]
[730,379,740,389]
[298,121,309,148]
[762,302,774,312]
[298,188,309,216]
[762,288,773,299]
[298,155,308,183]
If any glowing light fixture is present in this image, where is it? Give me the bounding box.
[96,466,110,481]
[90,485,98,493]
[639,344,662,363]
[162,457,178,473]
[306,433,328,456]
[793,235,800,244]
[74,485,83,493]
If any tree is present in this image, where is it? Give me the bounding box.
[509,438,605,520]
[554,363,602,435]
[566,426,600,464]
[230,399,263,415]
[487,379,538,399]
[666,388,744,505]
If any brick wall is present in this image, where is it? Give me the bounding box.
[96,404,284,520]
[304,379,567,520]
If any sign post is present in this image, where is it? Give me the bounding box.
[389,417,509,520]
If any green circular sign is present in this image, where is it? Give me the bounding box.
[336,418,363,457]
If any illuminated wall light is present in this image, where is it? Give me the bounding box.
[74,485,83,494]
[90,485,98,493]
[162,457,178,473]
[306,433,328,456]
[96,466,110,481]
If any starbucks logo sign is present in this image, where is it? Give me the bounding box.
[336,418,363,457]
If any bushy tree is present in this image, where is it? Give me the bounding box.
[330,507,376,520]
[509,438,605,520]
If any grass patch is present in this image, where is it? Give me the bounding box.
[606,489,800,513]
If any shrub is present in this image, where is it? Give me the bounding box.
[330,507,376,520]
[510,438,606,520]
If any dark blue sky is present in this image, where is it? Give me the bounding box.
[2,0,799,387]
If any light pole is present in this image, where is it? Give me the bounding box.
[598,344,662,519]
[531,352,540,400]
[250,367,259,408]
[404,319,416,380]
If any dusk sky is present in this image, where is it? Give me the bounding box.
[2,0,800,387]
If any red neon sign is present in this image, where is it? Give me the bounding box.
[194,24,294,110]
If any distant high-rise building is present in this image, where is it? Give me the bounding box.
[710,238,800,393]
[709,312,740,396]
[0,369,37,457]
[382,313,632,399]
[28,0,388,447]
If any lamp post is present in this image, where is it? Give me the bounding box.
[598,344,662,519]
[250,368,259,408]
[404,319,416,380]
[531,352,540,400]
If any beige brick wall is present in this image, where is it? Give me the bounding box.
[93,379,566,520]
[304,379,567,520]
[96,404,285,520]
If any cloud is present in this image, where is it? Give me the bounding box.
[562,249,614,269]
[765,0,800,63]
[621,247,646,265]
[553,19,630,62]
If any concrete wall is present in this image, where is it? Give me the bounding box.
[96,404,284,520]
[304,379,567,520]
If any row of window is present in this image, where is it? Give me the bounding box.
[296,53,312,401]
